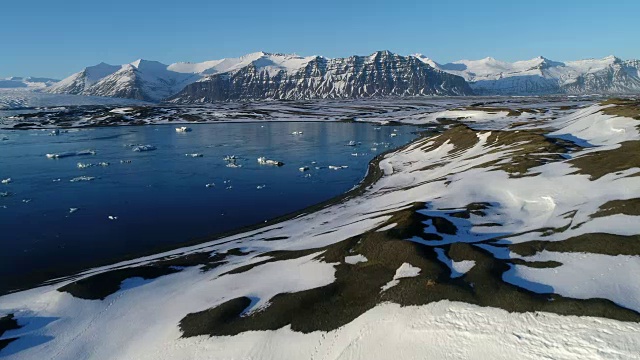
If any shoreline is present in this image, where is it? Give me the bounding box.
[1,126,436,295]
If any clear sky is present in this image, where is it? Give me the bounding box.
[2,0,639,79]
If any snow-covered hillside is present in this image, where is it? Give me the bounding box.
[415,54,640,95]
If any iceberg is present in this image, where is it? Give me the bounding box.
[46,149,97,159]
[70,176,95,182]
[185,153,203,158]
[132,145,156,152]
[1,178,11,184]
[257,157,284,166]
[176,126,192,133]
[299,166,310,172]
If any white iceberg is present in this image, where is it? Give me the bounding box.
[108,215,118,220]
[132,145,156,152]
[175,126,192,133]
[46,149,97,159]
[1,178,11,184]
[185,153,203,158]
[70,176,95,182]
[347,140,357,146]
[299,166,310,172]
[257,157,284,166]
[205,183,215,188]
[291,131,303,135]
[69,208,79,214]
[328,165,349,170]
[256,184,266,189]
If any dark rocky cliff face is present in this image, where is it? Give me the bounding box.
[170,51,473,102]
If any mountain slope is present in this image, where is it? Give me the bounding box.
[170,51,473,102]
[415,54,640,95]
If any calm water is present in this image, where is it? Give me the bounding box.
[0,122,420,282]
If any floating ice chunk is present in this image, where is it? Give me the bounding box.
[311,161,317,164]
[205,183,215,188]
[1,178,11,184]
[381,263,422,292]
[223,155,238,161]
[256,184,266,190]
[347,140,357,146]
[328,165,349,170]
[22,199,31,203]
[0,136,8,141]
[371,147,378,151]
[291,131,303,135]
[185,153,203,158]
[225,185,233,190]
[373,127,381,130]
[304,173,312,178]
[70,176,95,182]
[175,126,192,133]
[299,166,310,172]
[52,178,61,182]
[257,157,284,166]
[77,162,94,169]
[98,162,109,167]
[390,133,398,137]
[0,191,11,197]
[49,129,60,136]
[132,145,156,152]
[46,149,96,159]
[345,254,368,264]
[120,160,132,164]
[69,208,79,214]
[393,129,399,132]
[226,163,242,168]
[108,215,118,220]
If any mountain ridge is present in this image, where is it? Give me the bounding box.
[45,52,640,101]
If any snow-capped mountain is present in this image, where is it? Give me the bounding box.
[47,52,640,101]
[47,61,199,101]
[48,51,472,102]
[0,76,59,89]
[170,51,472,102]
[414,54,640,95]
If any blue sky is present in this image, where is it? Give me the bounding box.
[2,0,639,79]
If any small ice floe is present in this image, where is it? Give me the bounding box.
[328,165,349,170]
[373,127,381,130]
[185,153,203,158]
[1,178,11,184]
[299,166,310,172]
[256,184,266,190]
[257,157,284,166]
[98,162,109,167]
[70,176,95,182]
[46,149,97,159]
[22,199,31,203]
[390,133,398,137]
[0,191,11,197]
[49,129,60,136]
[393,129,399,132]
[225,185,233,190]
[77,162,94,169]
[311,161,317,165]
[132,145,156,152]
[347,140,357,146]
[120,160,132,164]
[52,178,61,182]
[351,153,366,157]
[69,207,79,214]
[108,215,118,220]
[205,183,215,188]
[223,155,238,162]
[0,136,8,141]
[291,131,303,135]
[175,126,192,133]
[371,147,378,151]
[226,163,242,168]
[304,173,312,178]
[223,180,231,184]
